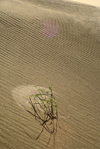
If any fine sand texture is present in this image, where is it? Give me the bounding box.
[0,0,100,148]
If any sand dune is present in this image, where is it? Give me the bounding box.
[0,0,100,148]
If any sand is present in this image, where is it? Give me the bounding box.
[12,85,56,111]
[0,0,100,148]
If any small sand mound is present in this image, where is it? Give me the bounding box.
[12,85,54,111]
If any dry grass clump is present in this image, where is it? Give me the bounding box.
[26,85,61,148]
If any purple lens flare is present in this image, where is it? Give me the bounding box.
[42,21,59,39]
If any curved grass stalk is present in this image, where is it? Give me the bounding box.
[26,84,61,148]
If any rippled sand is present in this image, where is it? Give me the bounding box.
[0,0,100,148]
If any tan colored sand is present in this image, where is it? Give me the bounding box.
[61,0,100,7]
[0,0,100,149]
[12,85,54,111]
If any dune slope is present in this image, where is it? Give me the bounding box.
[0,0,100,148]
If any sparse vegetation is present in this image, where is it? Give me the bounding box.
[26,84,61,148]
